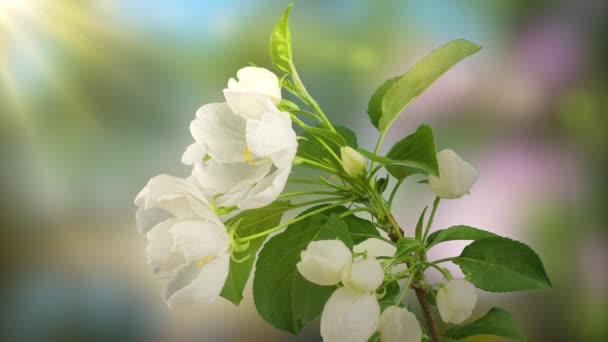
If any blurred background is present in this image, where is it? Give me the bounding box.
[1,0,606,341]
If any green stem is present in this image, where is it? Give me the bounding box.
[237,197,356,242]
[295,156,337,173]
[387,178,405,209]
[370,130,388,170]
[432,257,456,264]
[289,197,347,209]
[397,271,416,304]
[338,207,375,218]
[287,179,327,186]
[278,190,345,199]
[290,67,335,132]
[422,196,440,242]
[422,261,452,280]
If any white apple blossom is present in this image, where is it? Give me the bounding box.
[437,278,478,324]
[341,146,367,179]
[297,240,352,286]
[341,257,384,293]
[429,149,479,199]
[378,306,422,342]
[320,287,380,342]
[135,175,232,310]
[224,66,282,120]
[185,101,297,210]
[354,238,397,258]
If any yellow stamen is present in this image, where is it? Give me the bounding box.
[198,256,213,267]
[243,148,257,166]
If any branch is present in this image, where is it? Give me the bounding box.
[414,286,441,342]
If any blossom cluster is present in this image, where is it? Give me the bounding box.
[297,237,478,342]
[134,66,297,310]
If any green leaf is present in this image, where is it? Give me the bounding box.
[297,125,357,163]
[444,307,526,341]
[318,214,354,249]
[220,201,291,305]
[302,126,347,147]
[368,76,400,128]
[453,237,552,292]
[415,206,428,240]
[386,124,439,178]
[270,4,294,74]
[426,225,497,249]
[377,39,481,132]
[342,214,380,244]
[253,205,350,334]
[394,237,422,259]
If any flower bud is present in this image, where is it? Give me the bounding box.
[378,306,422,342]
[429,149,479,199]
[227,66,281,103]
[436,279,478,324]
[341,146,367,179]
[341,257,384,292]
[321,287,380,342]
[297,240,352,286]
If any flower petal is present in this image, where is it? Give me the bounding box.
[320,287,380,342]
[181,143,206,165]
[223,90,277,121]
[169,220,229,262]
[246,111,297,169]
[190,103,247,163]
[236,167,290,210]
[135,207,172,235]
[162,254,230,311]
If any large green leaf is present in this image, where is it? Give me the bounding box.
[220,201,292,305]
[367,76,400,128]
[371,39,481,132]
[454,237,552,292]
[297,125,357,164]
[426,225,497,249]
[342,213,380,244]
[253,205,352,334]
[386,124,439,178]
[270,4,294,74]
[444,307,526,341]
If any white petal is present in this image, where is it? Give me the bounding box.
[190,103,247,163]
[297,240,353,286]
[145,219,184,278]
[163,254,230,311]
[230,66,281,102]
[429,149,479,199]
[437,279,477,324]
[191,159,271,204]
[181,143,206,165]
[135,207,172,235]
[223,90,277,120]
[354,238,397,258]
[236,167,291,210]
[246,111,297,169]
[378,306,422,342]
[169,220,229,262]
[341,257,384,292]
[320,287,380,342]
[134,174,217,220]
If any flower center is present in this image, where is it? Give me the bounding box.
[198,256,213,267]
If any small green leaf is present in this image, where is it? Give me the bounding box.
[444,307,526,341]
[368,76,400,128]
[415,206,428,240]
[378,39,481,132]
[379,281,401,309]
[253,205,349,334]
[454,237,552,292]
[220,201,291,305]
[302,126,347,147]
[298,125,357,164]
[270,4,294,74]
[386,124,439,178]
[342,214,380,244]
[426,225,497,249]
[427,287,437,305]
[394,237,422,259]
